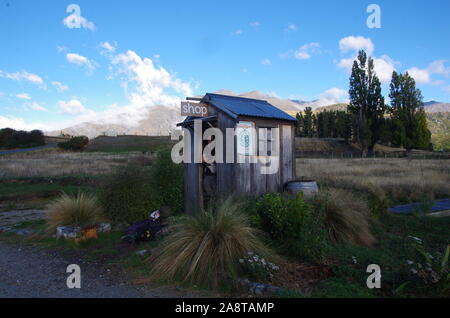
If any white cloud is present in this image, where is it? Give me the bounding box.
[338,55,396,83]
[317,88,349,106]
[265,91,280,98]
[337,36,396,83]
[373,56,396,83]
[111,50,193,107]
[57,99,90,115]
[294,42,320,60]
[285,24,297,32]
[28,102,48,112]
[0,116,48,130]
[0,70,44,86]
[249,22,260,28]
[261,58,272,66]
[62,8,96,31]
[407,60,450,84]
[100,41,117,53]
[339,36,374,55]
[16,93,31,100]
[231,29,243,36]
[2,50,196,132]
[51,81,69,92]
[407,67,431,84]
[66,53,97,73]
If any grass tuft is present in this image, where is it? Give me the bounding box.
[314,188,376,247]
[146,198,272,289]
[46,192,105,234]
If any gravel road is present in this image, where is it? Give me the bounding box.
[0,241,200,298]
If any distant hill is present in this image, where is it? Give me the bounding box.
[45,90,449,139]
[423,101,450,113]
[427,112,450,151]
[47,105,182,139]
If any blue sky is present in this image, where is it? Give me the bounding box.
[0,0,449,131]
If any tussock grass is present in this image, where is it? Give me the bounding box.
[314,188,376,247]
[46,192,104,234]
[147,198,272,289]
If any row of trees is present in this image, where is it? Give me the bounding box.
[295,108,352,141]
[0,128,46,149]
[295,50,432,152]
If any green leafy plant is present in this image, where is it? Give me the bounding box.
[409,240,449,294]
[252,193,327,262]
[98,164,157,223]
[254,192,312,241]
[149,150,183,213]
[58,136,89,151]
[46,192,104,233]
[147,198,272,289]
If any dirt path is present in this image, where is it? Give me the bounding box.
[0,240,203,298]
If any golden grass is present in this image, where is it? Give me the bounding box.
[147,198,272,289]
[297,158,450,202]
[0,150,150,178]
[46,192,105,234]
[314,188,376,246]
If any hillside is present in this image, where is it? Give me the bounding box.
[45,90,449,143]
[427,112,450,151]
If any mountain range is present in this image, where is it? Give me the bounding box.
[46,90,450,138]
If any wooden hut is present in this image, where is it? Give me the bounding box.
[177,93,297,214]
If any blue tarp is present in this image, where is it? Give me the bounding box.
[389,199,450,214]
[0,145,55,155]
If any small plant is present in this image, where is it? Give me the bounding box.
[149,150,183,213]
[254,192,312,241]
[407,237,449,294]
[58,136,89,151]
[313,188,376,247]
[98,164,157,223]
[239,252,279,282]
[46,192,104,234]
[147,198,272,289]
[252,193,327,262]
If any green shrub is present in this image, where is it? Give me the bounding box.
[147,198,272,289]
[149,150,183,213]
[251,193,328,262]
[46,192,104,233]
[98,165,157,223]
[254,192,312,240]
[58,136,89,151]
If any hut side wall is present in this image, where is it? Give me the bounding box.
[233,116,296,196]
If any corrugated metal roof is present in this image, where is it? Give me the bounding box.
[205,93,297,122]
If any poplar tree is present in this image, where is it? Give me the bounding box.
[348,50,385,154]
[389,71,431,150]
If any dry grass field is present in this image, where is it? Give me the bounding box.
[296,158,450,202]
[0,149,152,178]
